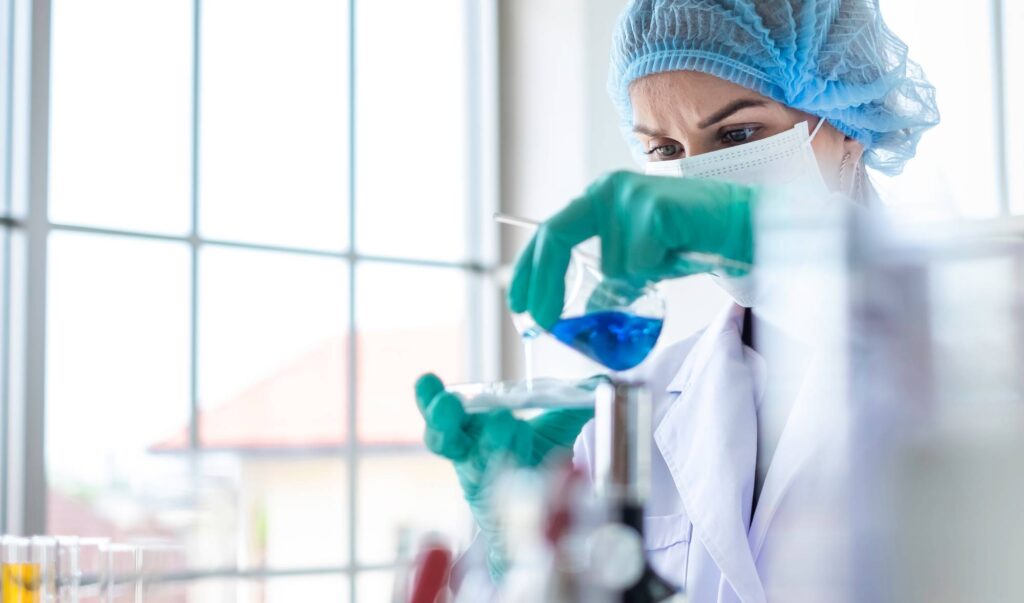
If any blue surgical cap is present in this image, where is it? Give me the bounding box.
[609,0,939,175]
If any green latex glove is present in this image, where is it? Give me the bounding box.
[508,170,757,329]
[414,373,593,579]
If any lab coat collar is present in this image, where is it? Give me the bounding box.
[747,352,835,562]
[655,303,767,603]
[663,303,742,395]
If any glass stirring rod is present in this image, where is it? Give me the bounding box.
[493,212,753,274]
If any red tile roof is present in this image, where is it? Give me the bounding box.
[150,327,466,453]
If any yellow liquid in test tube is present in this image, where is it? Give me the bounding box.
[1,564,40,603]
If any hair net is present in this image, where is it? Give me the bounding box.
[609,0,939,175]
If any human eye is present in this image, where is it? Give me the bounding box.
[720,126,760,145]
[643,141,684,160]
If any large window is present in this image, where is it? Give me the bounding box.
[3,0,498,600]
[1,0,25,540]
[872,0,1023,219]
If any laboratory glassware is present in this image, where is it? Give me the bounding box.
[450,376,607,414]
[499,214,666,372]
[447,253,633,412]
[135,542,186,602]
[514,259,665,372]
[450,214,670,413]
[98,544,139,603]
[53,537,80,603]
[57,538,109,603]
[1,536,58,603]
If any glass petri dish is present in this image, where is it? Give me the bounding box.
[448,376,606,413]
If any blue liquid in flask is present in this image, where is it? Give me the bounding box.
[549,310,663,371]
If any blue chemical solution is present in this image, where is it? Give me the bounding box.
[549,311,663,371]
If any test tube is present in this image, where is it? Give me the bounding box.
[53,537,111,603]
[2,536,37,603]
[135,541,186,602]
[1,536,58,603]
[50,536,81,603]
[98,544,139,603]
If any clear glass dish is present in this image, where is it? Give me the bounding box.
[448,377,608,413]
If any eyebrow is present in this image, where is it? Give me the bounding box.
[633,98,770,137]
[632,123,665,137]
[697,98,768,129]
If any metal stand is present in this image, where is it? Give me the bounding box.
[593,380,681,602]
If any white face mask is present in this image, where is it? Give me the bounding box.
[644,119,828,307]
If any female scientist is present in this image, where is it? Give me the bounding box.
[415,0,938,600]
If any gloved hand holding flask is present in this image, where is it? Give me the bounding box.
[508,171,757,330]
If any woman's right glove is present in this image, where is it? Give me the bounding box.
[414,373,593,579]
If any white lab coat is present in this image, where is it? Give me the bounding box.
[572,302,851,603]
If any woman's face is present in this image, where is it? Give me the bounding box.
[629,71,863,193]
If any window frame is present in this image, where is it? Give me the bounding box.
[992,0,1011,216]
[1,0,500,599]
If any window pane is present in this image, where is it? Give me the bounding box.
[48,0,192,234]
[356,569,395,603]
[187,575,349,603]
[101,458,351,574]
[198,247,348,448]
[46,232,191,539]
[199,0,349,251]
[355,0,469,261]
[261,575,350,603]
[1006,1,1024,215]
[196,247,349,568]
[357,455,472,565]
[184,579,240,603]
[356,263,469,444]
[1,0,10,218]
[874,0,1000,219]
